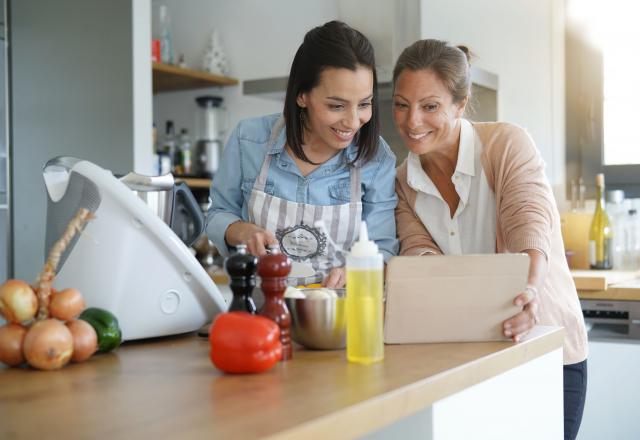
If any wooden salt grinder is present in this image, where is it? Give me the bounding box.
[225,244,258,314]
[257,246,292,361]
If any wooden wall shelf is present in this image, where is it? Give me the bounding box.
[152,62,238,93]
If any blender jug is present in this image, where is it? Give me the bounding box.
[195,95,226,177]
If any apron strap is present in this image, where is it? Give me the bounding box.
[344,163,362,247]
[255,116,285,192]
[349,163,361,201]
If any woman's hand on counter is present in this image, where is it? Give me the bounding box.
[323,267,346,288]
[225,221,278,256]
[503,285,539,342]
[503,249,546,342]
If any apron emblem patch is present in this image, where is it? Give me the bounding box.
[276,224,327,261]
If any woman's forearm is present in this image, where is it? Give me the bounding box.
[524,248,548,291]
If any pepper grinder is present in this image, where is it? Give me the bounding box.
[257,245,292,361]
[225,244,258,313]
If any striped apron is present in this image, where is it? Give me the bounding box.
[247,118,362,285]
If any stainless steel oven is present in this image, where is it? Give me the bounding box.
[581,298,640,340]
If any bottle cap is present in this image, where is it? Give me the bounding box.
[350,221,379,257]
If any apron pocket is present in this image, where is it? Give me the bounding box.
[328,180,351,202]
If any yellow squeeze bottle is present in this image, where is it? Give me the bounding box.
[346,221,384,364]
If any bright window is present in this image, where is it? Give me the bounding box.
[603,35,640,165]
[568,0,640,165]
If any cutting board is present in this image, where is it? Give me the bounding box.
[571,269,640,291]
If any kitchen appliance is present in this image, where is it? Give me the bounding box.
[42,156,227,341]
[581,298,640,340]
[119,171,203,246]
[193,234,222,272]
[194,95,226,177]
[580,277,640,340]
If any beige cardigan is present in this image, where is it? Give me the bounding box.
[395,121,587,365]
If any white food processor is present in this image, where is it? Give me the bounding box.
[42,156,228,341]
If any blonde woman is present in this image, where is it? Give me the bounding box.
[392,39,587,440]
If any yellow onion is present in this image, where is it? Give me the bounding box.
[23,319,73,370]
[0,279,38,323]
[66,319,97,362]
[0,323,27,366]
[49,288,85,321]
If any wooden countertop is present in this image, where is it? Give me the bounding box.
[573,270,640,300]
[572,269,640,291]
[0,326,563,439]
[579,281,640,301]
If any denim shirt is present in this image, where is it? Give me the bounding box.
[207,113,399,261]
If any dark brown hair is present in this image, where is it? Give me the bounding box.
[392,39,472,104]
[283,21,380,164]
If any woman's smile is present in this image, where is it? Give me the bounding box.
[407,130,432,141]
[331,127,355,142]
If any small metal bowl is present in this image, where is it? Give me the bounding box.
[285,288,346,350]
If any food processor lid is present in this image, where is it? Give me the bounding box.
[119,172,175,192]
[43,157,102,271]
[195,95,223,108]
[42,156,85,202]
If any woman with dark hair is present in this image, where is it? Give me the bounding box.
[208,21,398,287]
[392,39,587,440]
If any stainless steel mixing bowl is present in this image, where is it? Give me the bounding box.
[285,288,346,350]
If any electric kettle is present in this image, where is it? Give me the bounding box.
[119,172,204,247]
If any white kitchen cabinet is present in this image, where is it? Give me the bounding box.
[577,340,640,440]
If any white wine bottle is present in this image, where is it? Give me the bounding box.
[589,173,613,269]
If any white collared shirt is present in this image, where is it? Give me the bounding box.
[406,119,497,255]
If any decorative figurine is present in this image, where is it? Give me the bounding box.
[202,30,229,75]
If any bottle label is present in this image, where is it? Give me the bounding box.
[589,240,596,266]
[589,238,613,269]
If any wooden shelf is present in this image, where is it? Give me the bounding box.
[152,62,238,93]
[176,177,212,189]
